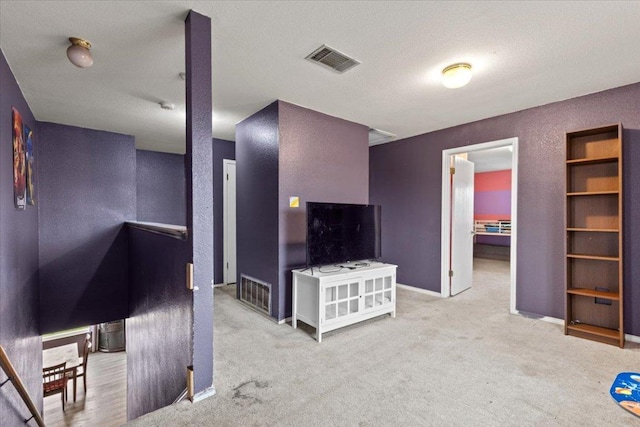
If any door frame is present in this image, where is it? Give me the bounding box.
[223,159,236,285]
[440,137,519,314]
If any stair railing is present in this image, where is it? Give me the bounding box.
[0,344,45,426]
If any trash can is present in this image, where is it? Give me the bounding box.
[98,319,126,352]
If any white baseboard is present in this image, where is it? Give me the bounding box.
[278,317,291,325]
[192,386,216,403]
[396,283,441,298]
[625,333,640,344]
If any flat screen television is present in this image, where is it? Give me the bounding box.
[306,202,381,267]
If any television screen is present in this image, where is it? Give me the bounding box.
[306,202,381,267]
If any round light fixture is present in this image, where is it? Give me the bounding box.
[66,37,93,68]
[442,63,472,89]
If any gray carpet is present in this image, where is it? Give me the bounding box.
[126,259,640,426]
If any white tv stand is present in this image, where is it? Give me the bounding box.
[292,261,397,342]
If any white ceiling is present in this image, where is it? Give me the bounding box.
[467,146,512,173]
[1,1,639,154]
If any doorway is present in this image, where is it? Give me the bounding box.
[440,137,518,313]
[223,159,237,285]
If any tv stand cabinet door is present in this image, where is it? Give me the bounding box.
[361,267,396,317]
[319,276,362,341]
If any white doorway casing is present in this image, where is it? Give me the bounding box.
[440,137,519,314]
[223,159,237,285]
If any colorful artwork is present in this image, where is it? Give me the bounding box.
[24,123,35,205]
[12,107,26,210]
[610,372,640,417]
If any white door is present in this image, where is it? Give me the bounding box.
[450,156,474,295]
[223,160,237,284]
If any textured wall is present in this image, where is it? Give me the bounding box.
[37,122,135,333]
[212,138,235,284]
[127,228,191,420]
[0,49,42,424]
[370,82,640,334]
[236,101,280,314]
[278,101,369,319]
[185,10,214,396]
[136,150,186,225]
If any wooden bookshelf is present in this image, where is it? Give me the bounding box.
[565,124,623,347]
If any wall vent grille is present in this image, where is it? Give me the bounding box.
[240,275,271,316]
[305,44,360,73]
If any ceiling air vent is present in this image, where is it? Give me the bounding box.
[368,128,396,146]
[305,44,360,73]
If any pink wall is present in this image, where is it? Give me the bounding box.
[474,169,511,220]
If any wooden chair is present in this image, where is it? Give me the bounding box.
[66,333,91,400]
[43,362,67,411]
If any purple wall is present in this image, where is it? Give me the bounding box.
[136,150,186,225]
[370,82,640,334]
[37,122,135,333]
[236,101,280,313]
[127,228,191,420]
[212,138,235,284]
[237,100,369,320]
[278,101,369,318]
[185,10,214,396]
[0,49,42,423]
[134,140,234,286]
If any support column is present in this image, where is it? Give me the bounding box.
[185,10,214,398]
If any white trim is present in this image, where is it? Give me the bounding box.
[625,334,640,344]
[223,159,236,285]
[192,386,216,403]
[277,317,292,325]
[441,138,519,314]
[397,283,441,298]
[513,311,564,326]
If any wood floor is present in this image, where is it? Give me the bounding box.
[43,351,126,427]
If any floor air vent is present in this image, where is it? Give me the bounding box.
[240,275,272,316]
[305,44,360,73]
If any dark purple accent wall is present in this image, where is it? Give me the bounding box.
[136,150,186,225]
[236,101,280,311]
[0,49,42,423]
[212,138,235,284]
[278,101,369,319]
[37,122,135,333]
[126,228,191,420]
[185,10,214,395]
[370,82,640,334]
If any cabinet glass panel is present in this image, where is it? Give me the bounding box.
[326,287,336,303]
[326,304,336,320]
[384,276,392,289]
[350,282,358,297]
[338,301,348,317]
[384,290,392,304]
[375,293,383,306]
[338,284,348,300]
[365,279,374,293]
[375,278,383,291]
[365,295,373,309]
[349,299,358,314]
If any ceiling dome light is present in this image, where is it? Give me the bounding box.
[442,63,472,89]
[66,37,93,68]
